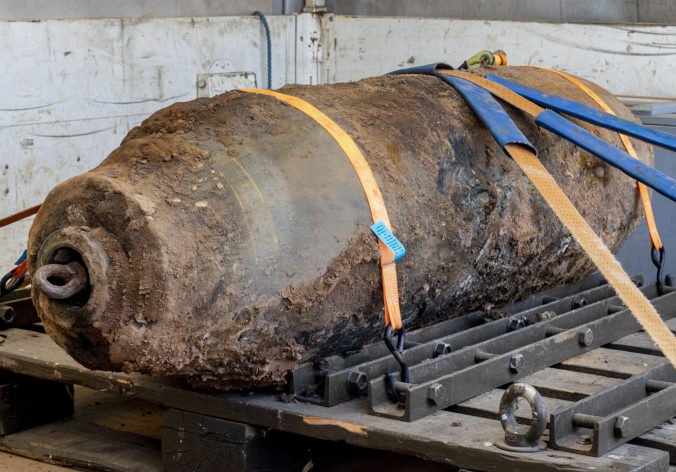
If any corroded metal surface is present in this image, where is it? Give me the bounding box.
[27,67,650,389]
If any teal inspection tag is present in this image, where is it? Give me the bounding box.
[370,221,405,264]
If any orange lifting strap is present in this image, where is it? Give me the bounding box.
[0,204,41,229]
[241,89,404,330]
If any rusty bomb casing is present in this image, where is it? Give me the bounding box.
[27,67,649,390]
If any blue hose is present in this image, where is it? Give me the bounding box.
[252,11,272,89]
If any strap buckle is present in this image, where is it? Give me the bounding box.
[370,221,405,264]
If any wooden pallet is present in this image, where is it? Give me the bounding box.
[0,319,672,472]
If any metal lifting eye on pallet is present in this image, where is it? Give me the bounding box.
[496,383,548,452]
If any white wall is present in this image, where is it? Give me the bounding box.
[321,17,676,98]
[0,15,302,270]
[1,13,675,271]
[0,1,277,20]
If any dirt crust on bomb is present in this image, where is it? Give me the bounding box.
[28,67,649,390]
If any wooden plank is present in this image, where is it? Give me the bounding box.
[0,419,161,471]
[0,328,668,472]
[162,410,311,472]
[609,332,664,356]
[558,347,666,378]
[608,318,676,357]
[518,367,622,401]
[0,451,73,471]
[74,386,164,440]
[634,420,676,464]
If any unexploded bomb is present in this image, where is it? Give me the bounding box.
[28,67,648,390]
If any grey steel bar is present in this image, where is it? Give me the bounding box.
[368,288,673,422]
[550,363,676,456]
[291,274,641,406]
[318,280,627,406]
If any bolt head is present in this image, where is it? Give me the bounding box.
[578,329,594,347]
[507,318,526,332]
[197,79,207,89]
[347,371,368,393]
[592,166,605,178]
[572,296,587,309]
[509,353,524,373]
[614,416,631,438]
[433,342,452,358]
[427,383,445,405]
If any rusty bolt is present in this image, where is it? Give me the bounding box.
[427,383,445,405]
[433,342,452,358]
[614,416,631,438]
[347,370,368,394]
[509,353,524,373]
[578,328,594,347]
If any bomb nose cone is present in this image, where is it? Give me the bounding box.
[33,262,88,300]
[31,225,112,328]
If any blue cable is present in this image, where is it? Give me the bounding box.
[252,11,272,89]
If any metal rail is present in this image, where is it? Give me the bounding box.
[290,273,641,407]
[289,274,632,406]
[550,363,676,456]
[369,287,674,421]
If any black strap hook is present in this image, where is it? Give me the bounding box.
[384,325,409,403]
[651,246,666,296]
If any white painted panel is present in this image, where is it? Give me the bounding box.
[197,72,258,98]
[0,15,296,270]
[0,19,123,127]
[0,16,296,128]
[324,16,676,97]
[0,116,138,269]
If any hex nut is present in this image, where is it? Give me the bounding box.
[578,328,594,347]
[427,383,445,405]
[433,342,452,358]
[347,370,368,393]
[508,318,526,332]
[509,353,524,373]
[0,306,15,324]
[614,416,631,438]
[572,296,587,309]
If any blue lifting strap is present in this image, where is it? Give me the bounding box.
[487,74,676,154]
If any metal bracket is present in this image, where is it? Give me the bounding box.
[368,287,674,422]
[289,273,641,407]
[550,363,676,456]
